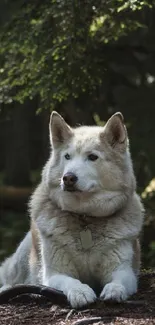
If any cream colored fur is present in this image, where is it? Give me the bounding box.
[0,112,144,308]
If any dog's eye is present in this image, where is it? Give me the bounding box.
[87,154,98,161]
[64,153,71,160]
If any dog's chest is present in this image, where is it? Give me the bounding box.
[49,215,119,285]
[49,215,114,252]
[39,214,130,286]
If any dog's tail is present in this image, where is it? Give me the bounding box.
[0,232,31,290]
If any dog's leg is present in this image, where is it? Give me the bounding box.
[100,265,137,302]
[40,234,97,308]
[0,232,32,289]
[43,274,96,308]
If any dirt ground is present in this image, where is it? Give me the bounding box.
[0,271,155,325]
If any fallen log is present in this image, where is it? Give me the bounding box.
[0,186,33,211]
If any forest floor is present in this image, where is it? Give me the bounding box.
[0,271,155,325]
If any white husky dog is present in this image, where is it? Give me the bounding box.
[0,111,144,308]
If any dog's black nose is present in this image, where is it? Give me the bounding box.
[63,172,78,186]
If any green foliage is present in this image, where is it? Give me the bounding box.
[0,0,152,109]
[141,181,155,268]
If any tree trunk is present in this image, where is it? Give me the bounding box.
[5,101,31,187]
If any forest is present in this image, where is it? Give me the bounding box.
[0,0,155,269]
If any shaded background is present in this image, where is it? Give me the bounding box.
[0,0,155,268]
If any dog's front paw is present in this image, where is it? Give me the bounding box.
[100,283,127,302]
[67,283,96,308]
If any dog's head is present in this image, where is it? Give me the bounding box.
[43,111,136,216]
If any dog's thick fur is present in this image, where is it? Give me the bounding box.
[0,112,144,308]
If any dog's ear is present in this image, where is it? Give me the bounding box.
[102,112,127,150]
[49,111,73,147]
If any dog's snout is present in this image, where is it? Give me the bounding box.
[63,172,78,186]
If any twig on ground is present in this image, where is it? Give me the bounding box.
[72,316,114,325]
[65,308,75,320]
[99,299,145,307]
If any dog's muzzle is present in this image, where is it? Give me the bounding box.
[62,172,78,192]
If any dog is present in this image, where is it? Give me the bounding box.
[0,111,144,308]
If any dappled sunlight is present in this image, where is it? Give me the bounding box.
[142,178,155,199]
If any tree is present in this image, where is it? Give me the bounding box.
[0,0,152,110]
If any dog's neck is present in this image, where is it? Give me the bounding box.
[69,210,118,225]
